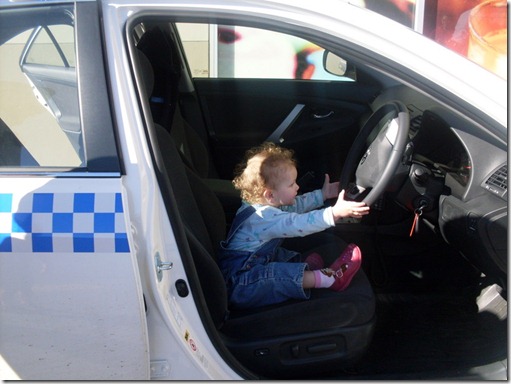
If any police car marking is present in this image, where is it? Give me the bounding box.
[0,192,130,253]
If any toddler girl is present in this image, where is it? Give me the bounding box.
[218,142,370,308]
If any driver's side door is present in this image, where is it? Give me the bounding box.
[176,23,380,190]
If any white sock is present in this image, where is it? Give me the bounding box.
[313,269,335,288]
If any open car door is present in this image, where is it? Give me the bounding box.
[19,23,83,163]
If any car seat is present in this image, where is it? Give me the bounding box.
[136,25,240,223]
[134,30,376,378]
[151,119,376,378]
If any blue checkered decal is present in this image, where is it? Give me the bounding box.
[0,192,130,253]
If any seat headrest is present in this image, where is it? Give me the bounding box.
[137,50,154,98]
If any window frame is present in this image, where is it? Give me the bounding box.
[0,2,121,176]
[176,22,357,82]
[20,25,73,68]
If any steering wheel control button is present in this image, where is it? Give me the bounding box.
[254,348,270,357]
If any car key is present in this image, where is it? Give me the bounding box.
[409,206,424,237]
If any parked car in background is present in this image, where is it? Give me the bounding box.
[0,0,506,380]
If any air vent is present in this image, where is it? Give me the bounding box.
[408,115,422,139]
[483,165,507,198]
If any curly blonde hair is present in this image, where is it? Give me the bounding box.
[233,142,297,204]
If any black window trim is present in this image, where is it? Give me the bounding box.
[75,1,121,174]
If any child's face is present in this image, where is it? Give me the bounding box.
[269,166,299,206]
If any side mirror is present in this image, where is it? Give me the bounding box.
[323,51,356,80]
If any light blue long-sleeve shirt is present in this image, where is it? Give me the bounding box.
[226,189,335,253]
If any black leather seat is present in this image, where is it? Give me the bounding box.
[136,26,240,224]
[135,25,376,377]
[153,124,376,378]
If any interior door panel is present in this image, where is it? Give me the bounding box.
[193,78,379,189]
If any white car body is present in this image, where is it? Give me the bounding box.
[0,0,506,380]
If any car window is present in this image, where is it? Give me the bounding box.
[23,25,75,67]
[351,0,507,79]
[0,6,83,168]
[177,23,356,81]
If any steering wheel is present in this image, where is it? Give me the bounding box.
[340,101,410,206]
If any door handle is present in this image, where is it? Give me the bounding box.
[313,110,334,119]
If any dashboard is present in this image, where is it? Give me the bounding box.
[373,85,507,281]
[411,109,472,190]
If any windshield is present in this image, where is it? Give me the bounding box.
[352,0,507,79]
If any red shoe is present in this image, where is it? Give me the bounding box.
[304,252,324,270]
[328,244,362,291]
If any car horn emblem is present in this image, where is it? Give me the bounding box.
[360,147,371,165]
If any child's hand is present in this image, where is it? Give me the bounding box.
[332,190,370,221]
[321,174,340,200]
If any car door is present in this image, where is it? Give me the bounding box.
[19,23,82,161]
[0,2,149,379]
[177,23,381,190]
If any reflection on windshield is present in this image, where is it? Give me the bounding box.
[358,0,507,79]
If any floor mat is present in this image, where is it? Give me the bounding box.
[330,290,507,379]
[326,221,507,379]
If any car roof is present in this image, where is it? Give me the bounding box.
[1,0,506,131]
[119,0,507,130]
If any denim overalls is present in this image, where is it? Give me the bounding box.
[218,205,310,308]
